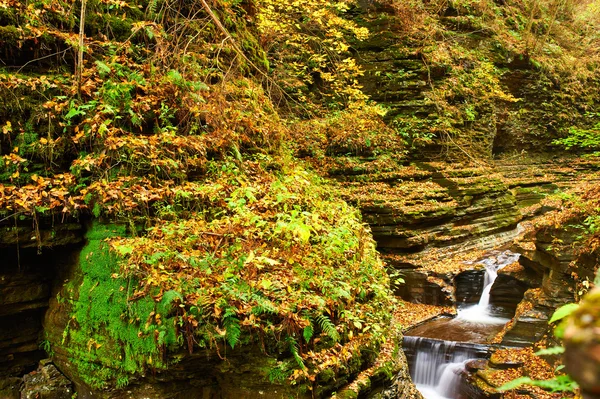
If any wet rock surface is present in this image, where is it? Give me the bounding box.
[394,270,454,306]
[21,359,73,399]
[489,274,530,318]
[0,220,83,249]
[455,270,486,305]
[464,359,488,372]
[368,349,424,399]
[406,317,505,345]
[496,214,589,347]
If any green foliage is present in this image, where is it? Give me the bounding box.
[94,165,393,385]
[157,290,183,315]
[39,339,53,356]
[64,223,180,389]
[498,375,578,393]
[535,346,565,356]
[256,0,369,106]
[2,0,394,391]
[268,361,292,383]
[287,336,306,371]
[95,60,111,77]
[316,314,340,343]
[222,306,242,349]
[553,119,600,155]
[549,303,580,324]
[303,324,314,343]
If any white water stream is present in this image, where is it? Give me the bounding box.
[455,250,521,324]
[406,337,477,399]
[410,250,521,399]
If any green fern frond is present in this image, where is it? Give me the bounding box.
[316,314,340,342]
[251,294,277,315]
[303,324,314,343]
[287,336,306,370]
[223,308,241,348]
[157,289,183,315]
[148,0,158,16]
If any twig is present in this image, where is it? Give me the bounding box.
[16,49,71,74]
[77,0,87,98]
[0,211,23,224]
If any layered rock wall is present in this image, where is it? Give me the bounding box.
[0,219,82,398]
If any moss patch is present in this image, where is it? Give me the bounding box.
[64,223,178,389]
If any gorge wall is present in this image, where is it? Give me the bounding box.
[0,0,599,398]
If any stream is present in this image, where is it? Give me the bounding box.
[404,250,521,399]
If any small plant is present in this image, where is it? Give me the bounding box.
[553,124,600,155]
[40,339,53,356]
[498,303,581,394]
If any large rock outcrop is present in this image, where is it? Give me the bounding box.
[0,218,82,398]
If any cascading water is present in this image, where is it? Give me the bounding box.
[405,250,522,399]
[455,250,521,324]
[405,337,478,399]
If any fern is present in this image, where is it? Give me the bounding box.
[95,60,111,77]
[223,307,241,348]
[115,376,129,389]
[303,323,314,343]
[316,314,340,342]
[251,294,277,315]
[287,336,306,370]
[148,0,158,16]
[157,290,183,315]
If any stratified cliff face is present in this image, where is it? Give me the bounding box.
[0,0,599,398]
[351,0,600,159]
[0,220,83,399]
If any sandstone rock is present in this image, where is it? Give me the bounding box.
[0,377,21,399]
[455,270,485,305]
[394,270,454,306]
[369,349,424,399]
[465,359,487,372]
[489,274,529,318]
[21,359,72,399]
[0,221,82,248]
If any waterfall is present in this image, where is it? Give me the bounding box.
[405,250,522,399]
[456,250,520,324]
[405,337,476,399]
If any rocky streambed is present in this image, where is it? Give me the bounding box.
[381,162,600,399]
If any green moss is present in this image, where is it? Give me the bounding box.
[0,25,20,44]
[0,8,17,26]
[85,12,134,42]
[317,368,335,383]
[333,390,358,399]
[65,223,179,389]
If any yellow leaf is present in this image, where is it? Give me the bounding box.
[259,278,273,290]
[244,250,255,265]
